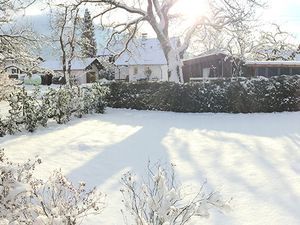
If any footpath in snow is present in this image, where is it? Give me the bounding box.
[1,108,300,225]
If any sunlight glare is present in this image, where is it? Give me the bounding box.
[173,0,209,20]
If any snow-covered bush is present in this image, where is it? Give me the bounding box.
[0,84,108,137]
[0,117,6,137]
[44,87,73,124]
[70,86,85,118]
[107,76,300,113]
[21,87,42,132]
[0,149,105,225]
[5,87,24,134]
[0,148,42,224]
[97,57,116,81]
[91,83,109,114]
[121,164,229,225]
[0,73,17,101]
[3,86,48,134]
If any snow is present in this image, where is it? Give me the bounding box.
[110,37,179,66]
[1,108,300,225]
[114,38,168,66]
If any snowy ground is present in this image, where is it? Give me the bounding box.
[1,108,300,225]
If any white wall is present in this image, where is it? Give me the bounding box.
[55,70,87,84]
[115,65,168,82]
[72,71,87,84]
[115,66,129,80]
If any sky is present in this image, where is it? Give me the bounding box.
[261,0,300,40]
[24,0,300,42]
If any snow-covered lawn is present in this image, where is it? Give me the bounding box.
[1,108,300,225]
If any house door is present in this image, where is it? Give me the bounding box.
[203,68,210,79]
[86,72,96,83]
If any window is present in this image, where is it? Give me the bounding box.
[292,68,300,75]
[267,67,278,77]
[133,67,138,75]
[279,67,290,75]
[12,68,17,74]
[256,67,266,76]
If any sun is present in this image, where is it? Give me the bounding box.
[172,0,209,20]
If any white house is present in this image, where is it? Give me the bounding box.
[100,37,179,82]
[41,58,103,84]
[2,57,44,79]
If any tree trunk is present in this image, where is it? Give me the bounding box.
[166,48,184,83]
[156,35,184,83]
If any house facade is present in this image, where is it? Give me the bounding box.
[2,57,44,79]
[41,58,103,84]
[99,37,180,82]
[113,37,173,82]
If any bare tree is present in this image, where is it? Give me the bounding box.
[252,24,298,61]
[73,0,263,83]
[49,3,80,85]
[0,0,41,73]
[0,0,41,99]
[121,163,230,225]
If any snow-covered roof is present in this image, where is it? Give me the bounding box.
[183,51,229,62]
[245,61,300,66]
[99,37,179,66]
[41,58,97,71]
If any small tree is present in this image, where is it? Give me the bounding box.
[121,163,230,225]
[81,9,98,58]
[49,3,80,85]
[0,148,105,225]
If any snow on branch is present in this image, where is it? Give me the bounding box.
[0,148,105,225]
[120,163,230,225]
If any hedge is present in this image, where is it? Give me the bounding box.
[106,76,300,113]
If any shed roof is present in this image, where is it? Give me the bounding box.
[245,61,300,67]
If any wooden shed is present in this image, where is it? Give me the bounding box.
[182,53,235,82]
[244,61,300,77]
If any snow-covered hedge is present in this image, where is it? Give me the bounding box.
[0,149,105,225]
[107,76,300,113]
[0,84,109,137]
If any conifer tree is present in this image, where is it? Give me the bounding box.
[81,9,97,58]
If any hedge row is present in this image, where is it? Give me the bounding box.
[106,76,300,113]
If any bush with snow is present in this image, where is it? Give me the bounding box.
[0,84,109,137]
[97,57,116,81]
[0,73,17,102]
[121,164,229,225]
[0,149,105,225]
[107,76,300,113]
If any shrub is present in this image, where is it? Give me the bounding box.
[0,149,105,225]
[0,73,17,101]
[0,84,109,137]
[121,164,229,225]
[107,76,300,113]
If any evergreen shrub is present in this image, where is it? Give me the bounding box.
[0,84,109,137]
[107,76,300,113]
